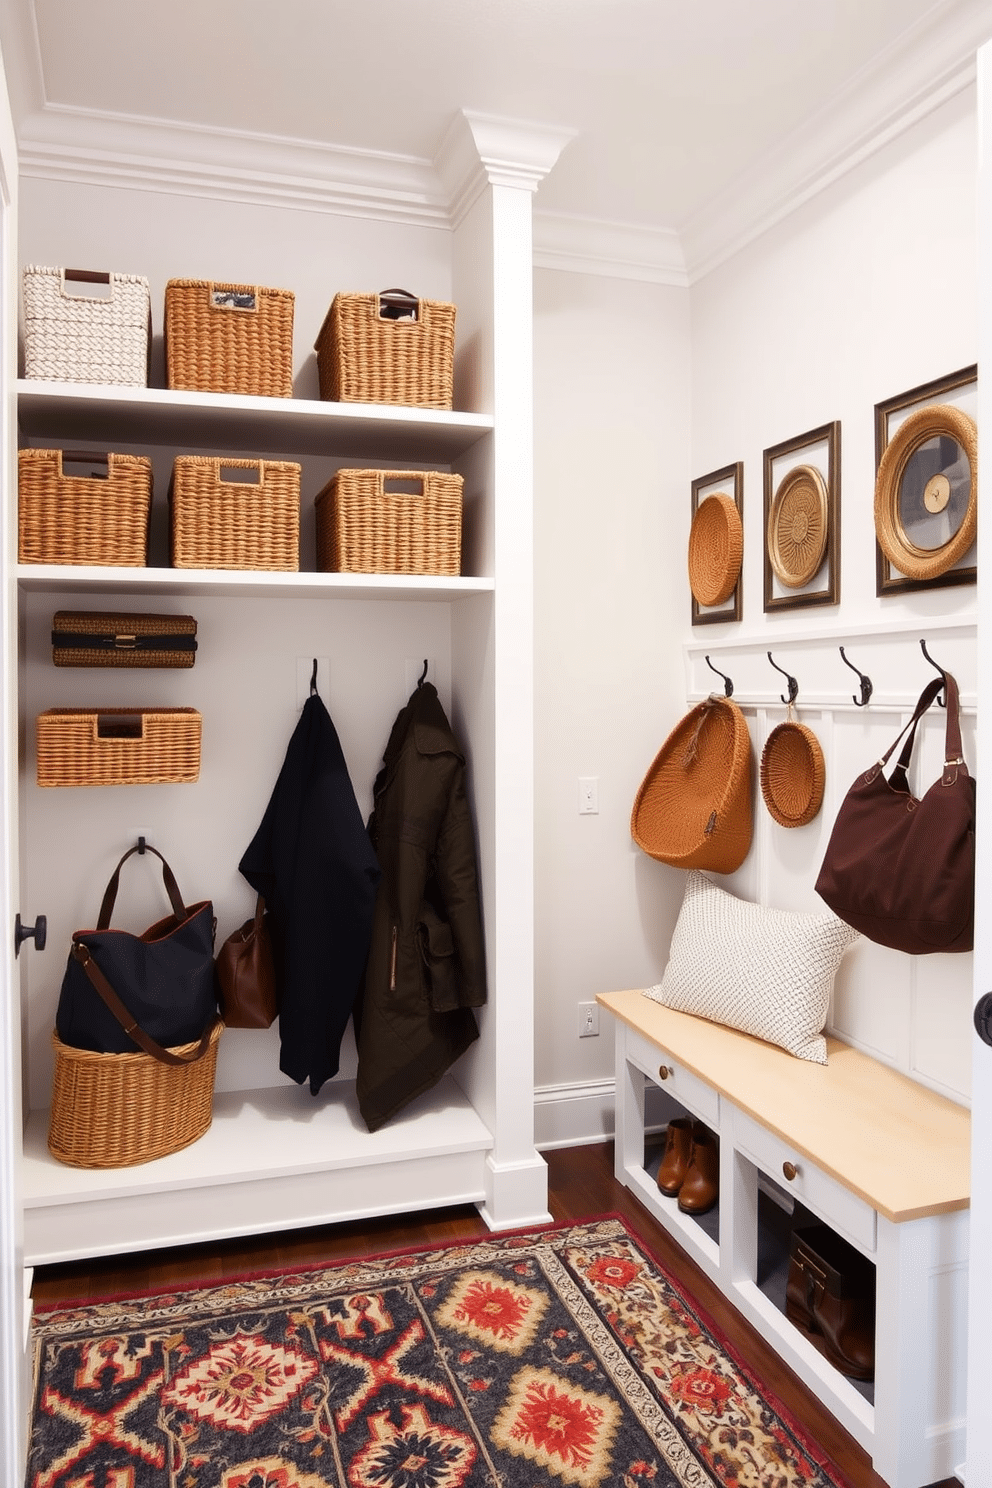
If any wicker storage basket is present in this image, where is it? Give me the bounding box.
[315,290,456,408]
[23,266,150,386]
[48,1019,222,1168]
[631,694,754,873]
[18,448,152,567]
[165,279,295,397]
[315,468,462,575]
[170,456,300,570]
[36,708,202,787]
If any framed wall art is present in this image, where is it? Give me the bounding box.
[874,365,977,596]
[763,421,840,613]
[689,461,743,625]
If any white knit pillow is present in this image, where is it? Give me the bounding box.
[644,871,859,1062]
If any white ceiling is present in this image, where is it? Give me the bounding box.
[2,0,990,278]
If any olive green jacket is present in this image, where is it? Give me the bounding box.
[355,681,486,1131]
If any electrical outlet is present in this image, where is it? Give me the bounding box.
[578,1001,600,1038]
[578,777,599,815]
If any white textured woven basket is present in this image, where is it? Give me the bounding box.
[22,266,151,386]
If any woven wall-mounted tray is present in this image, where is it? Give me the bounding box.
[52,612,197,668]
[37,708,202,787]
[688,493,743,606]
[768,464,828,588]
[760,719,825,828]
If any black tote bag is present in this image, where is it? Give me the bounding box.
[56,843,217,1056]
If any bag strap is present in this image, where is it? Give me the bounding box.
[70,942,215,1066]
[97,843,187,930]
[878,673,966,789]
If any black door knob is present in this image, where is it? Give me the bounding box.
[14,914,47,956]
[975,993,992,1048]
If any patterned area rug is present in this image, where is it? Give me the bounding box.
[28,1216,849,1488]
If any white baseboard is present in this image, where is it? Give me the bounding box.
[534,1079,615,1150]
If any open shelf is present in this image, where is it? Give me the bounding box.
[16,564,495,601]
[22,1074,493,1266]
[17,381,494,461]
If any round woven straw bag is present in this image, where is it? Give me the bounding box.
[688,494,743,606]
[631,694,753,873]
[759,711,825,828]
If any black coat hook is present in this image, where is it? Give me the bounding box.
[417,658,428,687]
[920,639,947,707]
[310,657,319,696]
[767,651,798,705]
[704,655,733,697]
[839,647,873,707]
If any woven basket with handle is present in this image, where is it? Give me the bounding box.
[165,279,295,397]
[48,1019,222,1168]
[315,468,462,575]
[315,290,456,408]
[170,456,300,570]
[18,448,151,566]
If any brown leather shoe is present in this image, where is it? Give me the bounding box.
[678,1123,719,1214]
[786,1225,875,1381]
[656,1117,692,1196]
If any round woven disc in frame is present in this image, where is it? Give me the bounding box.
[767,464,829,589]
[759,721,826,828]
[874,402,977,582]
[688,493,743,606]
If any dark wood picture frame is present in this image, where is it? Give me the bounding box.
[763,421,840,613]
[690,461,743,626]
[874,365,978,596]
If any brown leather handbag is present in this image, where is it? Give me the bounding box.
[215,895,278,1028]
[815,672,974,954]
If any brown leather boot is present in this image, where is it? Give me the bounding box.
[786,1225,875,1382]
[677,1123,719,1214]
[656,1117,692,1196]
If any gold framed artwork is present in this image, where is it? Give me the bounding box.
[763,422,840,613]
[874,366,977,596]
[689,461,743,625]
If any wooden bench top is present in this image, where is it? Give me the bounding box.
[598,988,971,1223]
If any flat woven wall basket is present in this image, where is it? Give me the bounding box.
[315,468,463,575]
[36,708,202,787]
[18,448,152,567]
[48,1019,222,1168]
[164,279,295,398]
[170,456,300,570]
[315,290,456,408]
[52,611,198,668]
[22,266,150,387]
[759,718,826,828]
[631,694,754,873]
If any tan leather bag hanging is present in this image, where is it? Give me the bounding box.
[815,673,974,954]
[214,895,279,1028]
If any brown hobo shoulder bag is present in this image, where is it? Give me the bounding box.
[815,672,975,954]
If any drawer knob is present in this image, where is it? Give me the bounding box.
[782,1160,799,1182]
[658,1065,673,1081]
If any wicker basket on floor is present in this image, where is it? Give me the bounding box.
[315,290,456,408]
[36,708,202,787]
[170,456,300,570]
[18,448,152,566]
[315,468,462,575]
[48,1019,223,1168]
[165,279,295,397]
[22,266,151,386]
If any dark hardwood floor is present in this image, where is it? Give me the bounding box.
[30,1140,956,1488]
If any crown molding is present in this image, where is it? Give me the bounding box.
[681,0,990,282]
[533,212,687,286]
[434,111,576,226]
[16,104,451,227]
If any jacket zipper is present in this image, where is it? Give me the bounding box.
[389,925,398,991]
